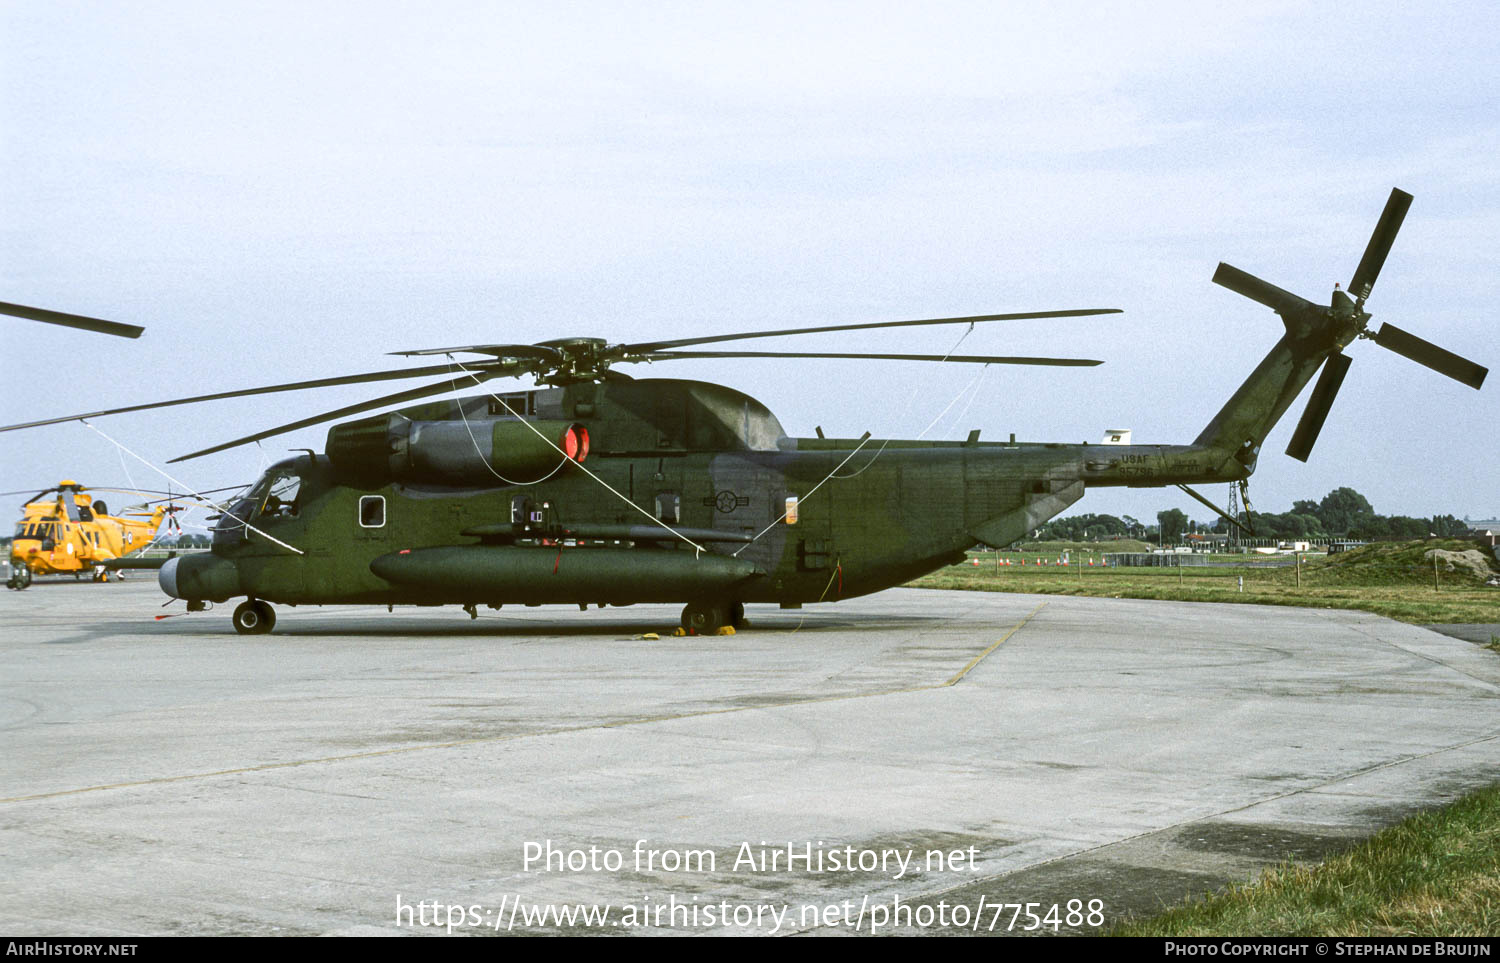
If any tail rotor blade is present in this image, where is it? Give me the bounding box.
[1371,322,1488,389]
[1285,352,1353,462]
[1348,188,1413,302]
[1212,263,1312,317]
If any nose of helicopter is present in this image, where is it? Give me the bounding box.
[159,556,180,599]
[159,553,240,603]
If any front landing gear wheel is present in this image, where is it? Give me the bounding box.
[232,600,276,635]
[7,564,32,590]
[681,600,727,635]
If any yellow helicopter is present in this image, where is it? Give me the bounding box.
[5,482,178,588]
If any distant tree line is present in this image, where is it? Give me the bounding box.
[1034,512,1142,542]
[1210,487,1468,540]
[1037,488,1470,542]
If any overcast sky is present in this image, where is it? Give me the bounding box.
[3,0,1496,532]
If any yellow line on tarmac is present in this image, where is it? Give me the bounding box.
[1,602,1046,805]
[944,600,1047,686]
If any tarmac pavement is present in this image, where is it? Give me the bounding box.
[2,579,1497,936]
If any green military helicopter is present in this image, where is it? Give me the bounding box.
[1,189,1486,634]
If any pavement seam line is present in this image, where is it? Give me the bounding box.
[0,603,1047,805]
[897,728,1500,913]
[1351,621,1500,693]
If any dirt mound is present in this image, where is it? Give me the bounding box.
[1316,538,1500,585]
[1425,548,1497,580]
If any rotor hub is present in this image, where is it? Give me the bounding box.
[532,337,617,385]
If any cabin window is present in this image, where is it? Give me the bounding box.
[511,495,534,527]
[359,495,386,528]
[654,492,680,525]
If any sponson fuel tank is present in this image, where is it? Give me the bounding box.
[369,546,760,605]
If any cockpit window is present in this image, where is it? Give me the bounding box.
[260,474,302,518]
[215,466,305,546]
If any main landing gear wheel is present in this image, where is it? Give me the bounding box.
[232,600,276,635]
[728,601,747,630]
[681,600,728,634]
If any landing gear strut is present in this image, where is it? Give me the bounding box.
[6,563,31,590]
[232,599,276,635]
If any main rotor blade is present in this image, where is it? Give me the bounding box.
[1212,263,1313,317]
[2,488,58,503]
[621,308,1121,353]
[82,485,248,501]
[639,350,1102,366]
[0,301,144,339]
[0,362,493,433]
[389,344,565,361]
[167,371,501,463]
[137,485,249,505]
[1370,322,1487,389]
[1285,352,1352,462]
[1348,188,1413,302]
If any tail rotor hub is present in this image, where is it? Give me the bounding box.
[1211,188,1486,463]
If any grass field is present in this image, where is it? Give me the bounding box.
[909,539,1500,625]
[1108,784,1500,936]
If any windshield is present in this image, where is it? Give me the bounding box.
[14,522,58,541]
[214,467,303,546]
[260,473,301,518]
